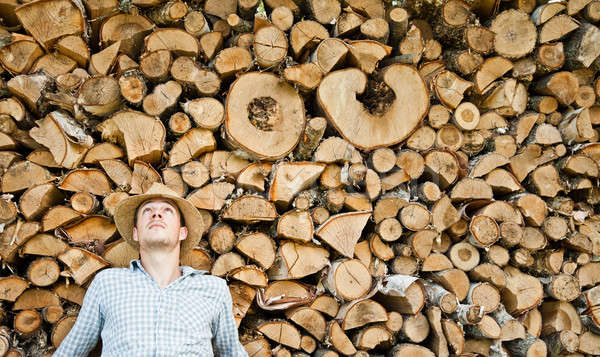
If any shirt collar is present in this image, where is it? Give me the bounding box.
[129,259,208,278]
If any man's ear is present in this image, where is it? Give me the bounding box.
[179,226,188,241]
[132,227,139,242]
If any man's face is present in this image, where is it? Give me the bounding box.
[132,199,188,252]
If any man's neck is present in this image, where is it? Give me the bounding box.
[138,251,182,288]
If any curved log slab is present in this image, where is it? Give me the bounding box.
[318,64,429,151]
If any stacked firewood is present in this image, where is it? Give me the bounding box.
[0,0,599,355]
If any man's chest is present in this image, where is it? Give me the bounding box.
[102,284,218,354]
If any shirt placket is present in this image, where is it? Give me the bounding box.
[155,286,168,356]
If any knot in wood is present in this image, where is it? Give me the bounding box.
[247,96,281,131]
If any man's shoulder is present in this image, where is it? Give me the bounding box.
[92,266,136,284]
[183,268,228,291]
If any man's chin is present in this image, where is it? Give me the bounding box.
[142,239,176,251]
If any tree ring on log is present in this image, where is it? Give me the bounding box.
[317,64,429,151]
[225,72,305,160]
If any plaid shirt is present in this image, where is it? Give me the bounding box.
[54,260,248,356]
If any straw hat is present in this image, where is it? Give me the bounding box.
[114,183,212,257]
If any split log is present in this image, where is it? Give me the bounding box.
[97,110,165,166]
[318,65,428,151]
[267,240,329,280]
[315,211,371,258]
[269,162,325,207]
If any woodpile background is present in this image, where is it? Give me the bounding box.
[0,0,599,354]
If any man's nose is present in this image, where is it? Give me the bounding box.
[151,211,163,218]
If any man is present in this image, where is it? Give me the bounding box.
[54,183,248,356]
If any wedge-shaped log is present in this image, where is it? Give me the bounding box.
[97,110,165,166]
[0,276,28,302]
[52,315,77,348]
[337,298,387,330]
[172,58,221,97]
[29,111,93,169]
[229,282,255,327]
[450,178,493,202]
[286,307,327,341]
[313,137,362,164]
[102,239,138,268]
[347,40,391,74]
[7,72,53,113]
[318,64,428,151]
[534,71,579,106]
[315,211,371,258]
[144,28,199,57]
[89,40,120,75]
[427,306,449,357]
[2,161,55,193]
[283,62,323,92]
[13,288,60,310]
[168,128,216,167]
[15,0,85,49]
[268,240,329,280]
[503,266,543,315]
[21,233,68,257]
[389,344,435,357]
[353,323,393,350]
[142,80,181,117]
[58,247,109,285]
[469,153,510,178]
[0,221,40,263]
[308,295,337,318]
[77,76,121,117]
[53,282,85,306]
[201,150,250,179]
[268,162,325,207]
[223,195,277,223]
[327,321,357,355]
[210,252,244,277]
[376,275,426,315]
[64,216,116,244]
[0,36,43,75]
[83,142,123,164]
[19,183,64,221]
[480,78,528,116]
[235,232,275,270]
[56,35,89,67]
[474,57,513,94]
[237,163,272,192]
[187,182,235,211]
[58,168,111,196]
[229,265,267,287]
[257,320,301,349]
[434,70,473,109]
[311,38,347,74]
[277,210,313,243]
[100,159,132,191]
[100,13,153,58]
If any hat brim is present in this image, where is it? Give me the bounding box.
[114,192,212,257]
